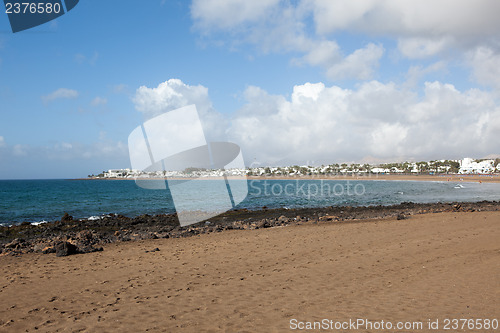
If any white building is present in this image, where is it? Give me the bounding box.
[458,158,495,174]
[104,168,133,178]
[371,167,391,174]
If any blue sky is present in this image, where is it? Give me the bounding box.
[1,0,499,179]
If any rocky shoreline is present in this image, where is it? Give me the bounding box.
[1,201,499,257]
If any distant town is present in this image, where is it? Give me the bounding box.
[88,157,500,179]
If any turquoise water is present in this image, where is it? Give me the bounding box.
[1,179,500,226]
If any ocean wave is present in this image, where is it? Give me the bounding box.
[31,220,48,226]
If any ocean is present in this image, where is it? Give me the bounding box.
[1,178,500,226]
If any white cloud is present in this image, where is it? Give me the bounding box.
[191,1,383,80]
[326,43,384,80]
[370,123,408,157]
[397,37,453,59]
[12,144,28,157]
[5,139,127,161]
[0,136,5,147]
[291,82,325,104]
[293,41,384,81]
[134,79,211,116]
[309,0,500,40]
[191,0,500,85]
[404,61,446,88]
[133,79,227,141]
[131,78,500,165]
[42,88,79,103]
[309,0,500,61]
[130,77,500,164]
[467,47,500,92]
[227,81,500,164]
[0,131,130,179]
[60,142,73,150]
[191,0,281,31]
[91,96,107,106]
[299,40,341,67]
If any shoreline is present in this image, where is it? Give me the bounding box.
[1,200,499,257]
[78,173,500,183]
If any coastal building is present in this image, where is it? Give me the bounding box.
[104,169,131,178]
[458,158,495,174]
[96,157,498,179]
[371,167,391,174]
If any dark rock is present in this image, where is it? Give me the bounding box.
[396,213,407,220]
[33,243,47,252]
[256,219,270,228]
[76,230,93,241]
[2,201,500,257]
[42,246,56,254]
[55,241,78,257]
[78,245,103,254]
[61,213,73,222]
[5,238,25,248]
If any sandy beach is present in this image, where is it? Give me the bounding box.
[1,209,498,332]
[85,174,500,183]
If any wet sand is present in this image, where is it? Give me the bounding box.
[1,210,498,332]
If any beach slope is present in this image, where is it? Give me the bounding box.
[0,210,498,332]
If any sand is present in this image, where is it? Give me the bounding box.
[85,173,500,183]
[0,211,498,332]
